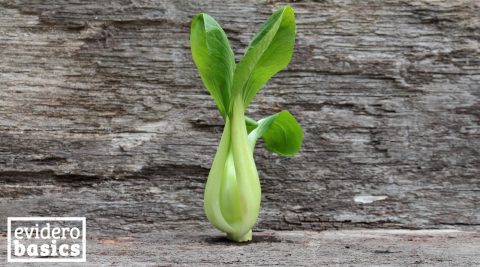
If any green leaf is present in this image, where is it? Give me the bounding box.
[231,5,296,112]
[248,110,302,157]
[190,13,235,118]
[245,116,258,133]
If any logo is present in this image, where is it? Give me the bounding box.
[7,217,86,262]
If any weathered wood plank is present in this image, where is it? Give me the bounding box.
[1,228,479,266]
[0,0,479,232]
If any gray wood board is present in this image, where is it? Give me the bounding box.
[0,0,479,231]
[0,228,479,266]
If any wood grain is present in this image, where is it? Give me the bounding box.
[1,228,479,266]
[0,0,479,233]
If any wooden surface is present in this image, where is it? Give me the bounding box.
[1,228,479,266]
[0,0,479,235]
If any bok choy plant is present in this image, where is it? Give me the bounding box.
[190,5,302,242]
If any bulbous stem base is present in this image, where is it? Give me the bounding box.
[227,230,252,242]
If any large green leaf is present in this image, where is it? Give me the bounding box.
[190,13,235,118]
[248,110,302,157]
[231,5,296,112]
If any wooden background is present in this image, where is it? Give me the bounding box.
[0,0,479,234]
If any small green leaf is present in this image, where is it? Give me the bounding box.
[231,5,296,112]
[245,116,258,133]
[191,13,235,118]
[249,110,302,157]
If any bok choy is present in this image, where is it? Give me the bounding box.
[190,5,302,242]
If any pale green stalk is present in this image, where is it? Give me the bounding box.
[205,96,261,242]
[203,118,235,233]
[228,96,261,240]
